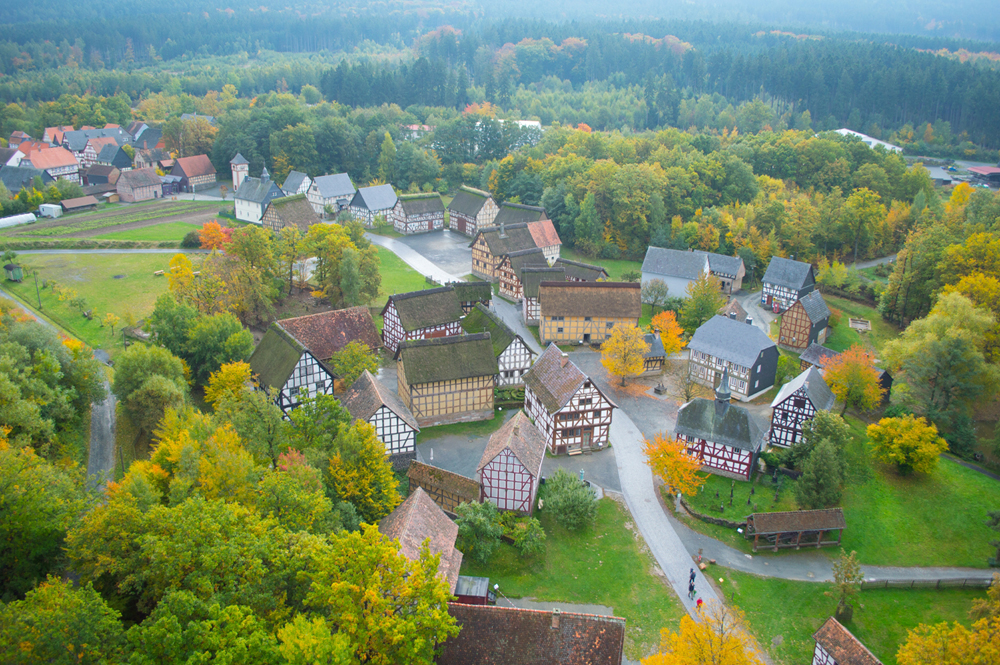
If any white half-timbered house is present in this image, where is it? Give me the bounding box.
[769,367,837,447]
[523,344,616,455]
[641,246,745,296]
[461,303,537,387]
[248,325,335,414]
[380,286,465,353]
[812,617,883,665]
[675,368,766,480]
[643,333,666,374]
[556,258,609,282]
[446,186,498,237]
[521,267,565,325]
[349,184,403,228]
[307,172,355,216]
[688,315,779,402]
[340,369,420,468]
[477,411,546,514]
[526,218,562,264]
[498,248,548,301]
[395,334,497,427]
[281,170,312,196]
[762,256,816,313]
[397,193,445,234]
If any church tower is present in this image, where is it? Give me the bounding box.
[230,153,249,192]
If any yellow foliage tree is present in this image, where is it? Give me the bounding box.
[327,420,400,523]
[644,433,706,496]
[948,182,974,212]
[642,602,765,665]
[866,414,948,475]
[822,345,885,415]
[205,361,252,409]
[896,577,1000,665]
[601,325,650,386]
[651,310,685,357]
[167,253,195,299]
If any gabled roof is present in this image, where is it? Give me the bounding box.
[475,222,537,256]
[117,167,161,190]
[277,306,381,360]
[527,218,561,248]
[800,343,840,368]
[17,141,50,156]
[524,344,587,414]
[771,366,836,411]
[505,247,548,274]
[812,617,882,665]
[248,325,306,390]
[451,281,492,304]
[797,290,831,323]
[522,267,565,298]
[554,258,607,281]
[379,488,463,593]
[688,316,776,368]
[351,184,398,211]
[719,299,748,321]
[0,147,17,165]
[86,136,119,154]
[384,286,463,332]
[85,164,119,181]
[396,334,498,384]
[644,333,666,359]
[340,369,419,431]
[447,186,491,217]
[180,113,215,124]
[706,252,744,277]
[97,144,133,169]
[60,195,99,210]
[45,125,74,145]
[675,398,765,452]
[230,152,249,165]
[399,193,444,216]
[311,173,355,199]
[172,155,216,178]
[126,121,148,138]
[753,508,847,536]
[478,411,546,477]
[763,256,814,290]
[538,282,641,319]
[282,170,309,193]
[461,303,518,357]
[62,127,130,152]
[641,246,710,280]
[265,193,321,232]
[133,127,163,151]
[439,603,626,665]
[494,202,546,225]
[235,174,283,204]
[0,165,49,192]
[135,148,167,164]
[29,147,78,171]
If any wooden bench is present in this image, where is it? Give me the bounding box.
[153,270,165,276]
[848,318,871,331]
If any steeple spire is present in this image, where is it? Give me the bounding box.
[716,366,732,403]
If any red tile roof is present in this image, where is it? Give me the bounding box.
[277,307,381,360]
[29,147,78,170]
[528,218,562,249]
[45,126,74,144]
[478,410,546,478]
[378,487,463,593]
[87,136,119,153]
[17,141,52,156]
[438,603,626,665]
[813,617,882,665]
[173,154,216,178]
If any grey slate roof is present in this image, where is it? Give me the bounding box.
[63,128,130,152]
[97,145,133,169]
[763,256,814,290]
[641,247,710,280]
[771,366,836,411]
[800,343,840,368]
[133,127,161,150]
[447,186,491,217]
[798,290,831,323]
[644,333,666,359]
[0,165,49,192]
[282,170,309,193]
[340,369,419,430]
[351,184,398,211]
[494,202,546,225]
[236,174,284,204]
[688,315,776,368]
[675,398,766,452]
[476,223,537,256]
[249,325,305,390]
[400,193,444,216]
[230,152,249,165]
[0,147,17,165]
[312,173,355,199]
[707,253,744,278]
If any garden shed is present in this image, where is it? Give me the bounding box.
[745,508,846,552]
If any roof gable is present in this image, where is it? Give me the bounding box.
[505,247,548,274]
[478,411,546,477]
[248,325,306,390]
[688,316,776,368]
[388,287,463,332]
[812,617,882,665]
[352,184,398,211]
[771,366,836,411]
[447,186,491,216]
[173,155,216,178]
[675,398,765,451]
[397,334,498,384]
[476,223,537,256]
[277,306,380,360]
[763,256,814,290]
[117,167,161,190]
[527,218,561,248]
[494,202,546,225]
[523,344,588,413]
[554,258,608,281]
[236,174,283,203]
[378,487,462,593]
[798,290,831,323]
[340,369,419,430]
[282,170,309,192]
[29,147,78,170]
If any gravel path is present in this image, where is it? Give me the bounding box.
[87,381,116,488]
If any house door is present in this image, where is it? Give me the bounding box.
[583,428,592,449]
[583,333,591,343]
[427,217,433,232]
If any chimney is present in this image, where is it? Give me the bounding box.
[745,316,753,326]
[499,222,507,238]
[729,311,736,320]
[560,352,568,368]
[551,608,561,630]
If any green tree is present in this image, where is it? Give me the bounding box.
[325,421,400,523]
[574,191,603,252]
[214,387,291,468]
[866,414,949,475]
[277,225,303,295]
[229,224,277,275]
[679,272,727,334]
[339,246,363,306]
[843,187,886,263]
[544,468,597,530]
[147,293,198,359]
[789,410,852,469]
[794,439,843,509]
[378,132,397,184]
[111,344,188,434]
[329,341,378,390]
[455,500,504,563]
[827,550,864,623]
[186,312,254,385]
[642,279,670,313]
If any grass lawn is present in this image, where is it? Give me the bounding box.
[373,245,429,303]
[559,247,642,282]
[460,498,686,660]
[5,201,219,237]
[721,568,982,665]
[823,294,899,353]
[415,411,502,444]
[5,253,185,355]
[94,221,201,242]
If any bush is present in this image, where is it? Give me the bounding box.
[455,501,503,564]
[180,230,201,248]
[510,517,546,556]
[543,468,597,530]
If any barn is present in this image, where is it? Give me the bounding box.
[779,290,831,350]
[340,369,420,468]
[397,193,445,234]
[477,411,546,514]
[447,185,499,237]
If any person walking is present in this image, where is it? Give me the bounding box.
[689,568,696,584]
[688,581,695,599]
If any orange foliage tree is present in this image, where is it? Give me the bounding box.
[644,433,706,497]
[199,220,233,250]
[822,345,885,415]
[651,310,686,358]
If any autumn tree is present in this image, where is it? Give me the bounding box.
[896,582,1000,665]
[277,225,304,295]
[329,341,379,391]
[325,420,400,523]
[652,310,685,358]
[866,414,949,475]
[204,361,251,408]
[198,221,233,250]
[213,387,290,469]
[788,410,851,469]
[843,187,886,262]
[455,500,504,564]
[822,344,885,415]
[641,602,764,665]
[644,433,706,496]
[544,468,597,530]
[680,272,726,334]
[827,549,864,623]
[185,311,254,384]
[642,279,670,313]
[602,325,650,386]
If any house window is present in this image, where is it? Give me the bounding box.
[584,316,592,321]
[606,322,614,328]
[579,398,592,406]
[557,327,564,333]
[593,410,602,418]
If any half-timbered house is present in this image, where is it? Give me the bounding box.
[688,315,779,401]
[812,617,882,665]
[277,306,382,363]
[521,267,565,325]
[170,154,217,192]
[28,147,79,183]
[451,281,493,314]
[262,193,321,233]
[556,258,609,281]
[477,411,546,514]
[395,334,497,427]
[281,170,312,196]
[349,184,403,228]
[762,256,816,312]
[643,333,666,374]
[461,303,536,387]
[380,286,465,353]
[527,218,562,264]
[447,186,498,237]
[379,488,463,593]
[779,290,831,350]
[340,369,419,467]
[248,324,335,414]
[498,248,548,301]
[235,168,284,224]
[470,222,537,281]
[538,282,641,345]
[81,137,119,168]
[641,247,745,296]
[675,370,766,480]
[307,173,355,216]
[494,201,547,227]
[396,193,444,234]
[407,461,481,515]
[524,344,616,455]
[769,367,836,447]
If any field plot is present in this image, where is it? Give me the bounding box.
[95,221,201,242]
[1,200,220,241]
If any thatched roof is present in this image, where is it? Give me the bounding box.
[249,325,305,390]
[384,287,464,332]
[537,282,641,319]
[267,193,321,232]
[460,303,518,357]
[397,334,498,384]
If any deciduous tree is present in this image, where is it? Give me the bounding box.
[651,310,685,358]
[186,311,254,385]
[601,325,650,386]
[641,602,764,665]
[642,278,670,313]
[329,340,378,391]
[204,361,251,409]
[325,421,400,523]
[866,414,948,475]
[198,221,232,250]
[644,433,706,496]
[827,549,864,623]
[112,344,188,434]
[822,345,885,415]
[679,272,726,334]
[455,500,504,564]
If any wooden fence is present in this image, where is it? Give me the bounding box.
[860,577,995,591]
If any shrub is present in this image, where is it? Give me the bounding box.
[543,468,597,530]
[180,230,201,248]
[455,501,503,564]
[510,517,546,556]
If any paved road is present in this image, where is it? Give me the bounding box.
[384,228,474,278]
[87,380,116,487]
[366,233,464,285]
[732,289,776,337]
[493,296,543,355]
[850,254,897,270]
[18,249,209,255]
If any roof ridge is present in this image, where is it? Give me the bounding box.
[458,185,491,197]
[391,285,454,301]
[555,258,604,270]
[399,332,490,350]
[400,192,441,200]
[502,202,545,212]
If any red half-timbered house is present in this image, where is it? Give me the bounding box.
[812,617,882,665]
[675,369,766,480]
[769,367,836,447]
[523,344,616,455]
[461,303,536,387]
[380,286,465,353]
[779,290,831,350]
[379,488,463,593]
[340,369,420,468]
[477,411,546,514]
[498,248,548,301]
